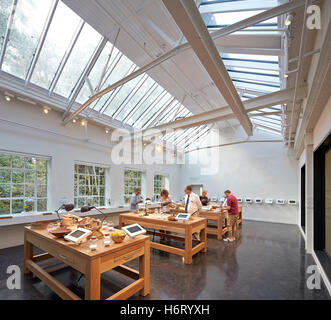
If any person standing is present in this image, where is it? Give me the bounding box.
[184,185,202,240]
[184,185,202,214]
[160,189,173,213]
[221,190,239,242]
[200,190,209,206]
[130,188,142,211]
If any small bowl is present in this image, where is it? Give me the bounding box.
[49,227,71,238]
[111,232,126,243]
[168,215,177,221]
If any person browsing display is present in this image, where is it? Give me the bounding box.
[130,188,143,211]
[160,189,173,213]
[200,190,209,206]
[221,190,239,242]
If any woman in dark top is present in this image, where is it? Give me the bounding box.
[200,190,209,206]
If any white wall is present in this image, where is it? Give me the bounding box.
[180,127,299,224]
[0,96,182,247]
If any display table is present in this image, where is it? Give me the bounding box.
[170,206,242,240]
[24,226,150,300]
[119,213,207,264]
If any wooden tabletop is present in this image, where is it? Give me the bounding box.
[25,226,149,259]
[120,212,206,226]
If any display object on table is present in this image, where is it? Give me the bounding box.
[111,230,126,243]
[122,223,146,238]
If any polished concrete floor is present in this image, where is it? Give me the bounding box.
[0,220,330,300]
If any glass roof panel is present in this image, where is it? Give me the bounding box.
[2,0,53,79]
[54,23,102,97]
[0,0,13,51]
[30,1,82,89]
[74,42,120,103]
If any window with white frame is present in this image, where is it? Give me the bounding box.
[74,164,106,208]
[0,152,48,215]
[124,169,142,204]
[153,174,167,201]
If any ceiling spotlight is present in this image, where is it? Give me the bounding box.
[105,128,110,134]
[284,74,289,78]
[4,92,13,102]
[81,119,87,127]
[285,13,293,26]
[156,145,163,152]
[72,118,77,123]
[43,107,51,114]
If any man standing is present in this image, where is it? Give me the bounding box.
[184,185,202,240]
[130,188,142,211]
[221,190,239,242]
[184,185,202,214]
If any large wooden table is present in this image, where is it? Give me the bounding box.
[119,213,207,264]
[24,226,150,300]
[171,205,243,241]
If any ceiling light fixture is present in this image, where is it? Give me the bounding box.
[156,145,163,152]
[284,74,289,78]
[72,118,77,123]
[81,119,87,127]
[43,106,51,114]
[285,13,293,26]
[4,92,13,102]
[105,128,110,134]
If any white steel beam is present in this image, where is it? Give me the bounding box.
[199,0,279,14]
[162,0,253,135]
[62,0,308,125]
[148,86,306,132]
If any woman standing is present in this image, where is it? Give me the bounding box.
[160,189,173,213]
[200,190,209,206]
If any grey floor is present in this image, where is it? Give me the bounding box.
[0,220,330,300]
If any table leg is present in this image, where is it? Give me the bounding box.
[24,235,33,274]
[217,212,223,240]
[184,225,193,264]
[85,258,100,300]
[119,216,124,229]
[139,239,150,296]
[201,224,207,253]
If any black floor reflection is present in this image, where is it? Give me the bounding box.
[0,221,330,300]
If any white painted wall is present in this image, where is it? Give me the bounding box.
[0,96,182,248]
[180,127,299,224]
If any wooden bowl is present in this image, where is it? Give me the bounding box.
[49,227,71,238]
[111,232,126,243]
[168,215,177,221]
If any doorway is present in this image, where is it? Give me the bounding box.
[191,184,203,196]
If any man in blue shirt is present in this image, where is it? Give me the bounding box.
[130,188,142,211]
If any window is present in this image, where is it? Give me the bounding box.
[124,169,142,204]
[74,164,106,208]
[0,152,48,215]
[153,175,167,201]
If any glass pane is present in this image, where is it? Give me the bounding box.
[25,184,35,197]
[54,23,102,97]
[0,200,10,214]
[12,184,24,197]
[76,42,120,103]
[0,184,10,198]
[127,85,164,126]
[12,199,24,214]
[37,199,47,211]
[116,77,155,121]
[12,155,24,168]
[2,0,53,79]
[37,185,47,198]
[37,171,47,184]
[12,170,24,183]
[30,1,81,88]
[0,0,13,51]
[0,154,11,167]
[0,169,10,183]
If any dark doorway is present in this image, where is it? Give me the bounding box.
[301,165,306,232]
[314,131,331,282]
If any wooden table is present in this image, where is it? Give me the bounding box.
[24,226,150,300]
[119,213,207,264]
[171,205,242,241]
